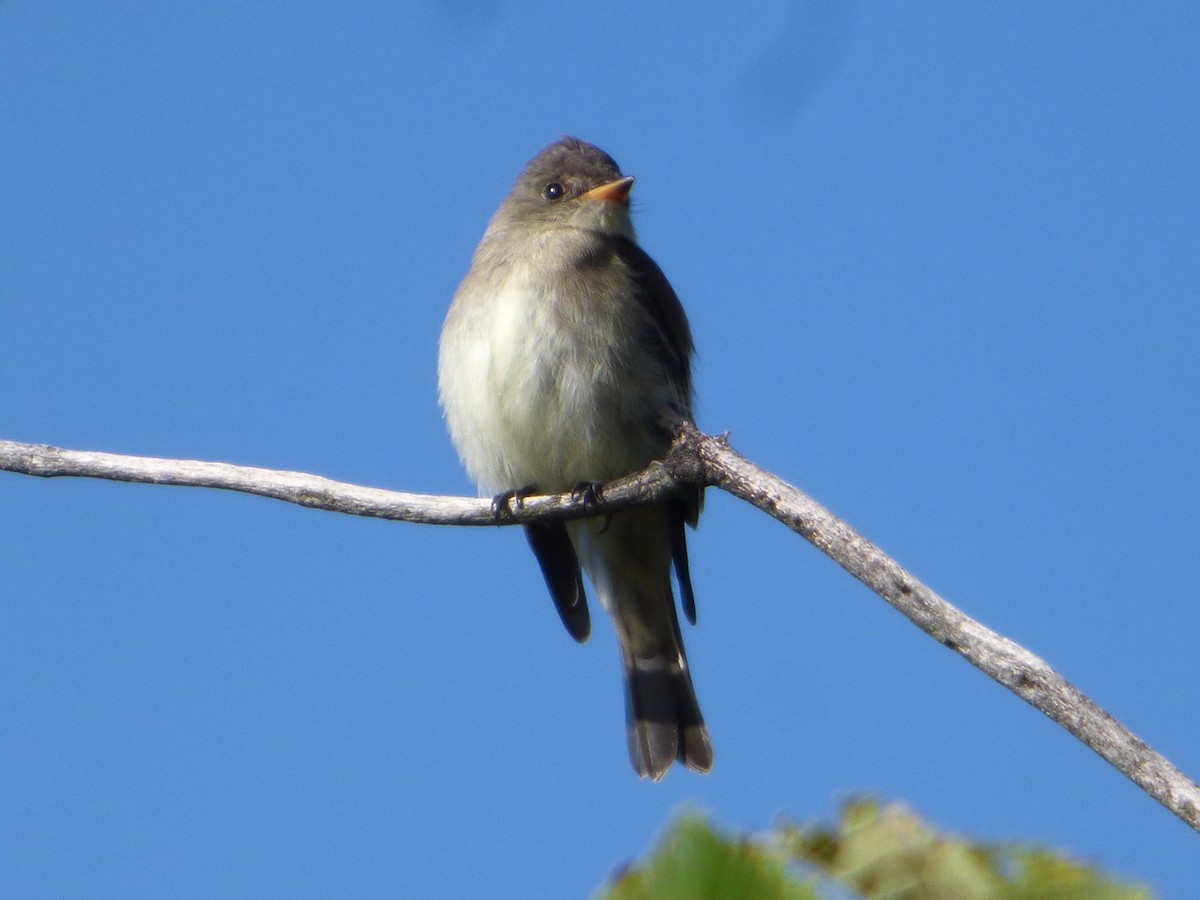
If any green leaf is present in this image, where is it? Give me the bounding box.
[598,799,1154,900]
[784,798,1153,900]
[599,814,817,900]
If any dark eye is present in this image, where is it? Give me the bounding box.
[542,182,565,201]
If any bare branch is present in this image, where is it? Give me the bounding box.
[665,424,1200,834]
[2,431,1198,832]
[0,439,680,526]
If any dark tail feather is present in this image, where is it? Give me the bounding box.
[524,521,590,642]
[622,649,713,780]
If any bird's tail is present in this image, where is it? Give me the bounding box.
[622,645,713,780]
[569,505,712,779]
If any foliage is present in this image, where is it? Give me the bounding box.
[597,799,1152,900]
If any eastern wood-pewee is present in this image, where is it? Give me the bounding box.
[438,137,712,779]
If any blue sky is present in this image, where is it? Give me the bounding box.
[3,2,1199,896]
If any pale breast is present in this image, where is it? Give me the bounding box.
[439,265,663,495]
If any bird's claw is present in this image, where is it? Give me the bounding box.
[570,481,605,508]
[491,485,535,523]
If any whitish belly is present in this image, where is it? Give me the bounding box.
[442,279,659,494]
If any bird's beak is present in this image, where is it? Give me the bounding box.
[581,176,634,204]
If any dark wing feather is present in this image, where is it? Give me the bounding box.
[613,237,695,409]
[524,521,591,642]
[668,499,698,625]
[612,237,705,625]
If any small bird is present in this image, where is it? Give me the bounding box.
[438,137,712,779]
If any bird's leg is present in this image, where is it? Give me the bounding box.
[491,484,536,523]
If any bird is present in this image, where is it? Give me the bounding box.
[437,137,711,779]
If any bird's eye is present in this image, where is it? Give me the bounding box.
[542,182,565,201]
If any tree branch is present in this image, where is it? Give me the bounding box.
[0,439,676,526]
[2,430,1198,832]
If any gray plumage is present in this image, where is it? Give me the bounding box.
[438,137,711,779]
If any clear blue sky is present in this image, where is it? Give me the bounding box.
[3,3,1198,896]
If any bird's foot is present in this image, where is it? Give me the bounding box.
[570,481,605,508]
[491,485,535,523]
[571,481,612,533]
